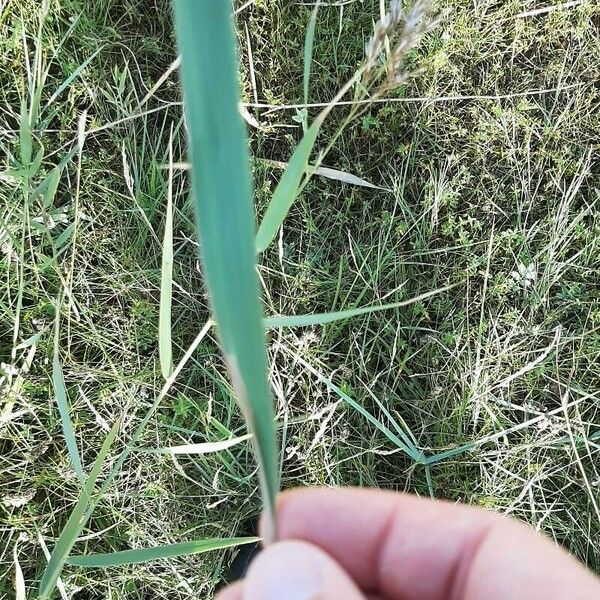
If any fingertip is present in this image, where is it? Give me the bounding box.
[272,486,333,538]
[244,539,365,600]
[215,581,244,600]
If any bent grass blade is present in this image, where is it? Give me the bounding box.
[302,1,319,123]
[39,321,212,598]
[263,158,387,191]
[285,348,422,462]
[255,118,321,253]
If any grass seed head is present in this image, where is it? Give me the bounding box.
[365,0,433,85]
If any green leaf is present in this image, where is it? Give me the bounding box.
[67,537,259,568]
[32,150,76,206]
[39,419,120,599]
[159,133,174,379]
[255,118,321,253]
[173,1,279,542]
[41,167,62,208]
[30,146,45,177]
[19,99,32,167]
[303,2,320,107]
[39,321,211,600]
[15,328,46,350]
[53,318,85,485]
[55,223,74,251]
[264,286,455,328]
[45,48,102,111]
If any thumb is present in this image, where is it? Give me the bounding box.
[243,540,366,600]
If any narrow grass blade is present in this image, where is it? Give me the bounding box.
[36,165,60,209]
[255,119,321,253]
[303,2,319,106]
[158,131,174,379]
[424,392,589,465]
[138,55,181,108]
[55,223,74,251]
[307,164,385,190]
[33,150,75,201]
[39,419,120,599]
[255,20,362,254]
[66,537,259,568]
[287,349,422,461]
[44,48,102,111]
[264,159,386,190]
[36,532,69,600]
[77,110,87,152]
[40,322,211,599]
[265,286,455,328]
[30,146,45,178]
[15,328,46,350]
[19,99,32,166]
[13,544,26,600]
[53,318,85,485]
[144,433,252,455]
[173,1,278,542]
[360,378,421,458]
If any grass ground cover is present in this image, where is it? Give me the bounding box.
[1,0,599,597]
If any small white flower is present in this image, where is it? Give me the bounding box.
[299,331,319,348]
[1,362,19,377]
[2,489,35,508]
[510,261,537,288]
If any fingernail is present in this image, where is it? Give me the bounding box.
[244,541,323,600]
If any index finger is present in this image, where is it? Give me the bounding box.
[270,487,600,600]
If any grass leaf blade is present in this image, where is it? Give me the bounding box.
[173,0,279,542]
[19,99,32,166]
[159,131,174,379]
[144,433,253,455]
[39,320,212,599]
[53,319,85,485]
[255,119,321,253]
[66,537,259,568]
[303,2,319,106]
[265,285,455,328]
[287,349,421,461]
[13,544,26,600]
[263,159,386,190]
[38,419,120,599]
[42,167,61,208]
[45,47,102,111]
[309,164,385,190]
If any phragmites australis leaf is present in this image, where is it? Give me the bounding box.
[172,0,279,543]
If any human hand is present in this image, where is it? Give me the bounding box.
[217,487,600,599]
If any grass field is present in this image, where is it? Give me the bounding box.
[1,0,599,597]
